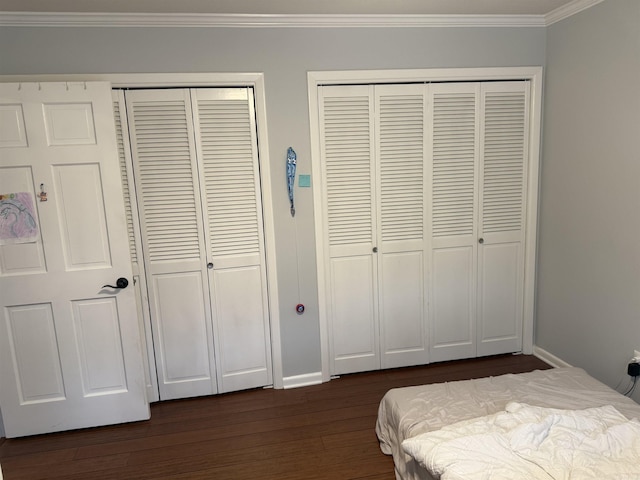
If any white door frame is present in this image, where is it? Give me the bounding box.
[308,67,543,382]
[0,73,284,390]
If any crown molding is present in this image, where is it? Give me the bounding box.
[0,1,604,29]
[545,0,605,26]
[0,12,546,28]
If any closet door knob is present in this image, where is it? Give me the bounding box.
[478,238,484,244]
[372,247,378,253]
[207,262,214,269]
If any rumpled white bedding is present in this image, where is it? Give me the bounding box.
[402,402,640,480]
[376,368,640,480]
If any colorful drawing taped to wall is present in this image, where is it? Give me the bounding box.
[0,192,39,245]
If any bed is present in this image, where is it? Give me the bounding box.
[375,367,640,480]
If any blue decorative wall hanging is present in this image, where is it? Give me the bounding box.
[287,147,297,217]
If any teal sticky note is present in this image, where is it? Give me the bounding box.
[299,174,311,187]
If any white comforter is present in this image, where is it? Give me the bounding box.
[402,402,640,480]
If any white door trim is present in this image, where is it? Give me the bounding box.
[308,67,542,383]
[0,73,284,389]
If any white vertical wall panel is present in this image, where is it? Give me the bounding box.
[5,304,65,404]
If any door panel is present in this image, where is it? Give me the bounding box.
[319,85,378,375]
[72,298,128,395]
[380,251,426,368]
[191,88,272,393]
[0,82,149,438]
[125,87,272,399]
[330,256,378,374]
[152,272,214,398]
[125,89,217,400]
[427,83,479,362]
[112,91,159,402]
[477,242,523,356]
[375,84,429,369]
[0,166,46,275]
[5,303,65,403]
[477,82,528,356]
[212,266,270,392]
[53,164,111,268]
[430,246,476,362]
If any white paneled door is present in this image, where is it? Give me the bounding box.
[319,84,429,375]
[0,82,149,438]
[317,80,530,376]
[428,82,529,362]
[123,88,272,400]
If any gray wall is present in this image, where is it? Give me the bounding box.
[537,0,640,401]
[1,25,545,379]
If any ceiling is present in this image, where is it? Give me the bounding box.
[0,0,587,16]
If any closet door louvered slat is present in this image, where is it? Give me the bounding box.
[477,82,528,356]
[375,84,429,369]
[428,83,479,362]
[191,88,272,393]
[319,85,379,375]
[112,91,159,402]
[126,89,217,400]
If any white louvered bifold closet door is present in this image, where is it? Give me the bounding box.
[374,84,429,369]
[477,82,528,356]
[319,85,379,375]
[191,88,272,393]
[427,81,529,361]
[428,83,480,362]
[112,91,159,402]
[125,89,218,400]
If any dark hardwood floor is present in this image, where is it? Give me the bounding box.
[0,354,550,480]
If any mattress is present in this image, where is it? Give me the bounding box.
[375,367,640,480]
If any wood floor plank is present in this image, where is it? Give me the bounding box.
[0,354,550,480]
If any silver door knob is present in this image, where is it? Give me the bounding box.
[207,262,214,269]
[478,238,484,244]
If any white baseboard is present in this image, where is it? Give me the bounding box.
[533,345,573,368]
[282,372,323,389]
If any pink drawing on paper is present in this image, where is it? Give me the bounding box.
[0,192,39,244]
